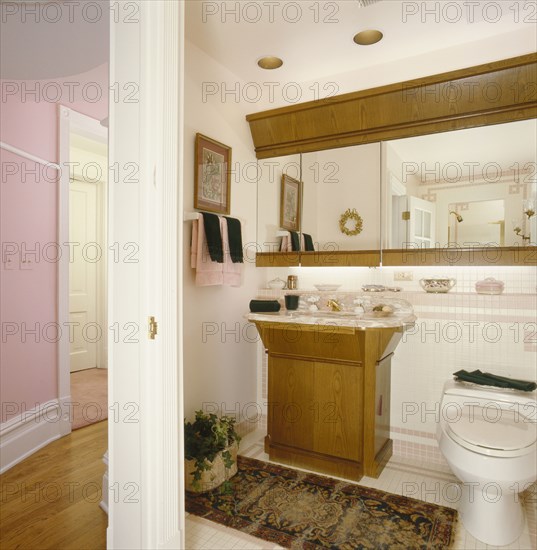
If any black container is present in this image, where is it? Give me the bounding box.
[284,295,299,310]
[249,300,281,313]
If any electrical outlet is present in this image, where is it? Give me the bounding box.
[394,271,413,281]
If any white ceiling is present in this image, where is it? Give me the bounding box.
[0,0,109,79]
[185,0,536,85]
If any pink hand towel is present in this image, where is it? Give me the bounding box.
[280,233,305,251]
[191,217,223,286]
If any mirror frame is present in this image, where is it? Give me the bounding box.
[250,54,537,267]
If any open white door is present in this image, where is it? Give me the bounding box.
[108,2,184,548]
[407,195,436,248]
[69,177,98,372]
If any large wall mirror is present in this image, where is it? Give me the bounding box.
[256,144,382,265]
[256,120,536,266]
[382,119,537,250]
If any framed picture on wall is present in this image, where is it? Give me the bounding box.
[194,133,232,214]
[280,174,301,231]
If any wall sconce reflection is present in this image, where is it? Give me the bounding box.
[524,199,535,220]
[512,220,530,242]
[513,200,535,243]
[449,211,463,223]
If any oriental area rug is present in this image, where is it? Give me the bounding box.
[186,456,457,549]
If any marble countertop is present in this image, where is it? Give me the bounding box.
[248,293,416,329]
[246,310,416,329]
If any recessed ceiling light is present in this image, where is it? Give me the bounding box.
[257,56,283,70]
[353,29,383,46]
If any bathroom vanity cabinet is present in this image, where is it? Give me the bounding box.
[253,320,403,482]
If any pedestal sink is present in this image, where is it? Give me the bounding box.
[248,296,415,482]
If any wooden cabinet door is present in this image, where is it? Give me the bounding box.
[268,356,363,462]
[268,357,315,452]
[312,361,363,462]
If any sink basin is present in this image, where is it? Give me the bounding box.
[289,310,360,318]
[287,311,363,319]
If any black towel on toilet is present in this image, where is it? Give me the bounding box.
[224,217,244,263]
[249,300,281,313]
[201,213,223,263]
[454,369,537,392]
[303,233,315,251]
[290,231,300,251]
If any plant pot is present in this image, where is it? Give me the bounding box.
[185,441,238,493]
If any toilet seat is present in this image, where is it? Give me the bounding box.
[444,408,537,457]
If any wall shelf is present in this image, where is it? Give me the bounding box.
[300,250,381,267]
[255,246,537,267]
[381,246,537,267]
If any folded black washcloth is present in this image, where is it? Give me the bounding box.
[290,231,300,251]
[249,300,281,313]
[224,217,243,263]
[303,233,315,251]
[454,369,537,392]
[202,213,223,263]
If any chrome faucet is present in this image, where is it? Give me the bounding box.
[327,299,342,312]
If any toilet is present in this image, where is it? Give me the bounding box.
[436,379,537,546]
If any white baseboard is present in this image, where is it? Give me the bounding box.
[100,451,109,515]
[0,398,71,473]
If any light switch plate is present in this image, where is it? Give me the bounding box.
[394,271,413,281]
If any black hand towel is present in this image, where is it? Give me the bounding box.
[290,231,300,252]
[454,369,537,392]
[224,217,244,263]
[201,213,223,263]
[249,300,281,313]
[303,233,315,251]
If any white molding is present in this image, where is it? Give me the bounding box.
[57,105,109,409]
[0,399,66,473]
[58,105,71,408]
[0,141,60,170]
[100,451,109,514]
[107,2,183,547]
[138,1,184,548]
[67,108,108,144]
[96,176,108,369]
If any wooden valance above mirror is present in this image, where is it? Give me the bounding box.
[246,54,537,159]
[247,54,537,267]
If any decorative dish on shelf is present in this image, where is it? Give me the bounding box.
[475,277,504,295]
[419,278,456,293]
[314,284,341,291]
[267,277,286,290]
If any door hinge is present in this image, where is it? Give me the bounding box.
[402,211,410,221]
[148,316,158,340]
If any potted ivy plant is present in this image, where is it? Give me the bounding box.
[184,410,241,493]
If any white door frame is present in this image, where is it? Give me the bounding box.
[58,106,108,431]
[107,1,184,548]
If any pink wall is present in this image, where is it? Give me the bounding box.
[0,63,108,423]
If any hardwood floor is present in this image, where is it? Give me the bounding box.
[0,421,108,550]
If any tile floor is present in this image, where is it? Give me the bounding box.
[185,429,537,550]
